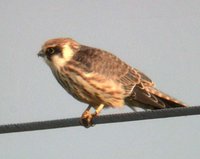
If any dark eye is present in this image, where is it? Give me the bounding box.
[46,47,55,55]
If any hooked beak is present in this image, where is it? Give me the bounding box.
[37,50,45,57]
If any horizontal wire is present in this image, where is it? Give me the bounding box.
[0,106,200,134]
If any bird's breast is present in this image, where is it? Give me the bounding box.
[52,64,126,107]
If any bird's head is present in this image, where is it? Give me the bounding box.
[38,38,80,68]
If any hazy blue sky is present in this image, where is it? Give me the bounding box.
[0,1,200,159]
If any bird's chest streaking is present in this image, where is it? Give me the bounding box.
[51,61,126,107]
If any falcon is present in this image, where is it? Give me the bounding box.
[38,38,187,128]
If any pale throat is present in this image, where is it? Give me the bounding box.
[50,44,74,70]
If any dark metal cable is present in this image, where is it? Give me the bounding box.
[0,106,199,134]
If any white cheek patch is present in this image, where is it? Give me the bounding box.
[51,55,66,69]
[49,44,74,69]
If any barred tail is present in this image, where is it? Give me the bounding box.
[146,87,187,108]
[125,86,187,110]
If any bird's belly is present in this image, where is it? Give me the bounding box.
[57,71,125,107]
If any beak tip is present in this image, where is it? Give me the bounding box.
[37,51,44,57]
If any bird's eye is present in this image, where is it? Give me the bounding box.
[46,47,55,55]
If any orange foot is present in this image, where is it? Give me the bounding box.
[80,111,96,128]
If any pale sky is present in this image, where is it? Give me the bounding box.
[0,1,200,159]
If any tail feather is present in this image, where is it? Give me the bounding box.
[146,87,187,108]
[125,85,187,110]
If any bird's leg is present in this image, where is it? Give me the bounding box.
[94,104,104,116]
[80,104,104,128]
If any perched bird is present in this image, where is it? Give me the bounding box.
[38,38,186,128]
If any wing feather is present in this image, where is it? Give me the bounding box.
[72,45,155,98]
[72,45,128,77]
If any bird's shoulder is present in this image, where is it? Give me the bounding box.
[71,45,130,77]
[70,45,154,94]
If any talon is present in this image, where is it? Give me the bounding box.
[80,104,104,128]
[80,111,95,128]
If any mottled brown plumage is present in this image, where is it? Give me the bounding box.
[38,38,187,128]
